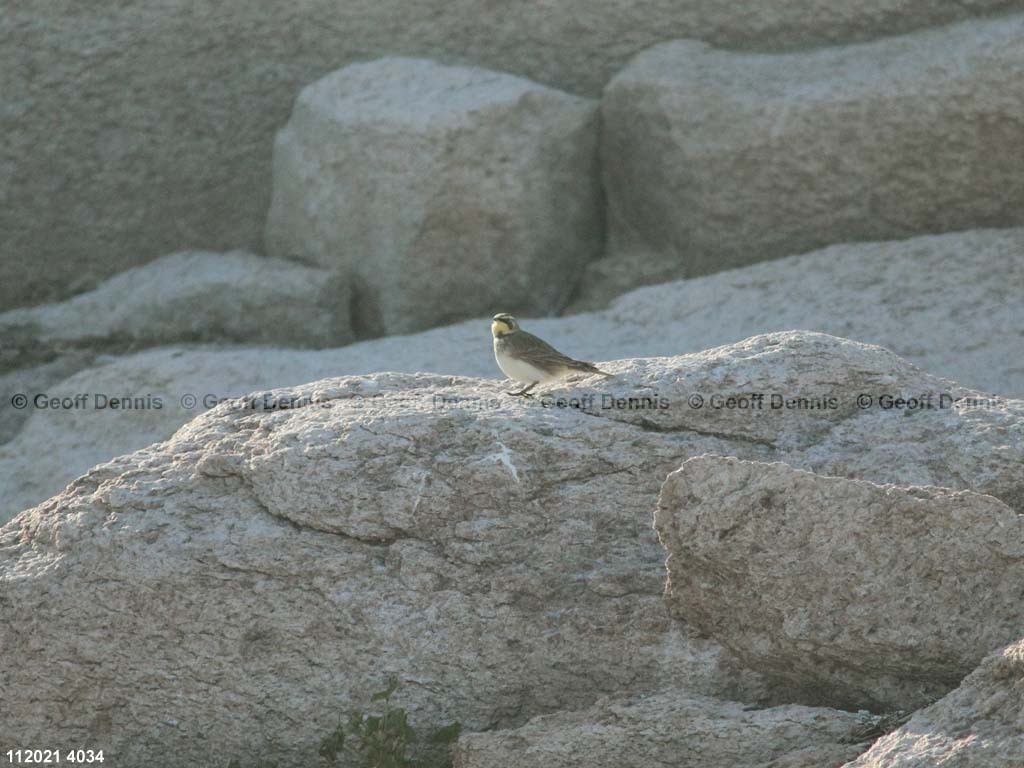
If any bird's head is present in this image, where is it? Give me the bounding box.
[491,313,519,338]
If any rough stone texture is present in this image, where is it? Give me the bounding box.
[8,2,1024,313]
[0,370,764,767]
[265,57,601,336]
[656,456,1024,711]
[0,251,348,372]
[3,333,1024,765]
[841,638,1024,767]
[599,16,1024,292]
[454,689,871,768]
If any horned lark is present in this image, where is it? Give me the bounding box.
[491,313,612,397]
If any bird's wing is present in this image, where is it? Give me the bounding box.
[507,330,564,356]
[507,331,599,374]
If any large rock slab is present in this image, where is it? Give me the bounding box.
[599,16,1024,291]
[265,57,601,336]
[9,1,1024,314]
[0,370,761,766]
[454,689,871,768]
[656,456,1024,710]
[0,250,348,372]
[3,332,1024,762]
[841,638,1024,767]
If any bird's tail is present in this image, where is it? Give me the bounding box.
[573,360,615,378]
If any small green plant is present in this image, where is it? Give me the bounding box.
[318,675,461,768]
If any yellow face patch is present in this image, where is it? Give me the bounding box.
[491,319,512,337]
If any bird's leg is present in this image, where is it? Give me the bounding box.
[507,382,538,398]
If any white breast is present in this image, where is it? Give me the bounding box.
[494,340,558,383]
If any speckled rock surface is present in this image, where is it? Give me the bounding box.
[454,688,872,768]
[0,368,759,766]
[598,16,1024,293]
[841,638,1024,767]
[2,332,1023,764]
[656,456,1024,711]
[265,57,600,336]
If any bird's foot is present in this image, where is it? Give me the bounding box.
[507,383,538,398]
